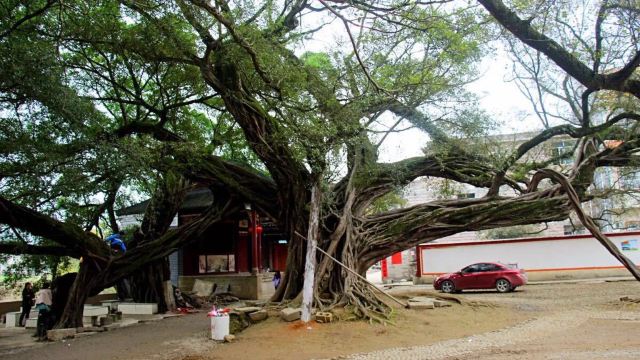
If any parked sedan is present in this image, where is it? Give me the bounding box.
[433,262,527,293]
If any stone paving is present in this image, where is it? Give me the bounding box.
[329,310,638,360]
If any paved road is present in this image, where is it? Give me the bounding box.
[0,313,213,360]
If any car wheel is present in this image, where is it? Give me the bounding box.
[496,278,511,293]
[441,280,455,293]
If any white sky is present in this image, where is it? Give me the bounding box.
[377,47,541,163]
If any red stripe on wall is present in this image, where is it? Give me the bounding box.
[422,264,639,276]
[381,258,388,278]
[418,231,640,250]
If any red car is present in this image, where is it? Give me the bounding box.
[433,262,527,293]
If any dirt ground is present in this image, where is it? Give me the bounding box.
[1,280,639,360]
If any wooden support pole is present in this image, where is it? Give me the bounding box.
[301,184,321,323]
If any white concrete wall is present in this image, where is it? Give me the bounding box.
[118,214,143,229]
[420,232,640,275]
[117,214,178,229]
[383,249,415,282]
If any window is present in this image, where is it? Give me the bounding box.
[621,169,640,190]
[457,193,475,199]
[552,140,574,166]
[563,225,573,235]
[480,263,501,272]
[593,168,613,190]
[462,264,481,273]
[564,225,586,235]
[625,221,640,230]
[198,254,236,273]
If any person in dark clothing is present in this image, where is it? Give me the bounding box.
[19,282,35,326]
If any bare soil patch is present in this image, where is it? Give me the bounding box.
[181,302,524,360]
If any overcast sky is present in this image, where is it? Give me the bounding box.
[377,46,541,163]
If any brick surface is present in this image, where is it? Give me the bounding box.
[315,312,333,323]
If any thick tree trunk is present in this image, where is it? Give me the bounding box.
[313,229,391,322]
[271,189,311,301]
[273,228,306,300]
[56,260,102,328]
[118,258,170,313]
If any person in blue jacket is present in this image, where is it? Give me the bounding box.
[106,231,127,253]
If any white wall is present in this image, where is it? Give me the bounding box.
[383,249,415,282]
[117,214,178,229]
[421,233,640,274]
[118,214,143,229]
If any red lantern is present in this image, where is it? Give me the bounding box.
[255,225,263,236]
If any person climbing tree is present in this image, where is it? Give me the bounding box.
[106,231,127,254]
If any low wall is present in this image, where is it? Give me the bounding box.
[179,273,275,300]
[418,232,640,282]
[1,293,117,324]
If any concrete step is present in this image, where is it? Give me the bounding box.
[25,318,37,328]
[83,305,109,317]
[117,302,158,315]
[4,312,20,327]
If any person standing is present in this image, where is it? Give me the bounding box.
[19,282,35,326]
[34,282,53,341]
[272,271,281,290]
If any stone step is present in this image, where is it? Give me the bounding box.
[4,312,21,328]
[248,309,268,322]
[408,302,435,309]
[280,307,301,322]
[408,296,436,303]
[100,300,119,312]
[117,302,158,315]
[25,318,37,328]
[83,305,109,317]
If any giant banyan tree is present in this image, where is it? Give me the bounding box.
[1,0,639,327]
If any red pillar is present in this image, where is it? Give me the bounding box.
[381,258,388,280]
[250,210,259,274]
[415,245,422,278]
[256,214,262,271]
